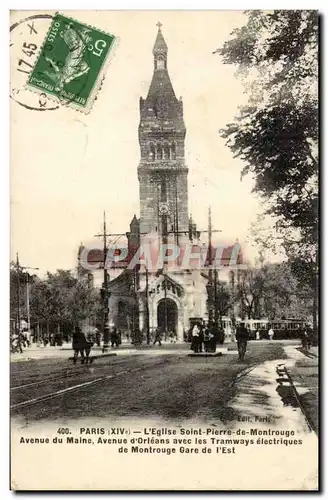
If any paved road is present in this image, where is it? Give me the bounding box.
[11,342,291,424]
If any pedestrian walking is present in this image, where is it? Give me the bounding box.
[111,327,120,348]
[153,328,162,346]
[169,330,177,343]
[191,324,200,353]
[300,326,311,351]
[72,326,88,364]
[198,323,204,353]
[235,322,249,362]
[268,328,274,341]
[11,332,22,353]
[95,328,101,347]
[204,324,215,353]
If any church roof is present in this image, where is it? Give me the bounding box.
[146,69,176,102]
[143,25,180,121]
[153,26,168,55]
[139,24,185,132]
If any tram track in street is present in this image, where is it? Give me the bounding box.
[10,353,145,389]
[10,367,144,410]
[10,356,179,411]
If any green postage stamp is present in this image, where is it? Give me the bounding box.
[27,13,116,111]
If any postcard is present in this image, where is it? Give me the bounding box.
[10,10,319,490]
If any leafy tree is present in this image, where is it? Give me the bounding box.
[260,262,312,320]
[214,280,233,327]
[28,269,101,335]
[216,10,318,328]
[236,267,265,319]
[233,259,313,322]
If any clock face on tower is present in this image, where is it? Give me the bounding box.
[159,202,170,216]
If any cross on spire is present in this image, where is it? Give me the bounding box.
[156,21,163,30]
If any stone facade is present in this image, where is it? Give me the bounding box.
[138,26,189,238]
[135,25,208,340]
[95,25,209,341]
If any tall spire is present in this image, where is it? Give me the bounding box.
[153,21,168,58]
[138,26,188,239]
[145,23,177,104]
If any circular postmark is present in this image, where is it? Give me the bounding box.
[10,13,91,111]
[10,14,59,111]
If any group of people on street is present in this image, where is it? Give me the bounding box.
[191,322,218,353]
[254,328,274,341]
[71,325,122,364]
[10,328,32,353]
[72,326,93,364]
[109,327,121,348]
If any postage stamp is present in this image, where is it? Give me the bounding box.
[26,13,116,111]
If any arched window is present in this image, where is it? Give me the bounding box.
[155,143,162,160]
[149,143,155,161]
[156,56,165,69]
[163,143,170,160]
[171,142,176,160]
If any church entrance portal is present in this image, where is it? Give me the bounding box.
[157,298,178,336]
[117,300,138,338]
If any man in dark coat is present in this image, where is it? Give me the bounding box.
[72,326,88,364]
[95,328,101,347]
[153,328,162,346]
[235,323,249,362]
[203,324,210,353]
[300,325,311,351]
[111,327,120,348]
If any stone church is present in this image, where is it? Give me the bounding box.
[79,25,242,340]
[103,24,210,341]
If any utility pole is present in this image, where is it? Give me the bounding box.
[15,254,22,353]
[94,212,142,350]
[13,253,39,351]
[214,265,218,328]
[24,270,37,331]
[208,207,214,325]
[26,274,31,333]
[94,212,111,352]
[145,266,150,344]
[208,206,219,328]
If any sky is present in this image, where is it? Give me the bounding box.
[10,10,262,276]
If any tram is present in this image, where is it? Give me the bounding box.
[221,317,307,340]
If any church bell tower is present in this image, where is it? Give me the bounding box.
[138,23,189,243]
